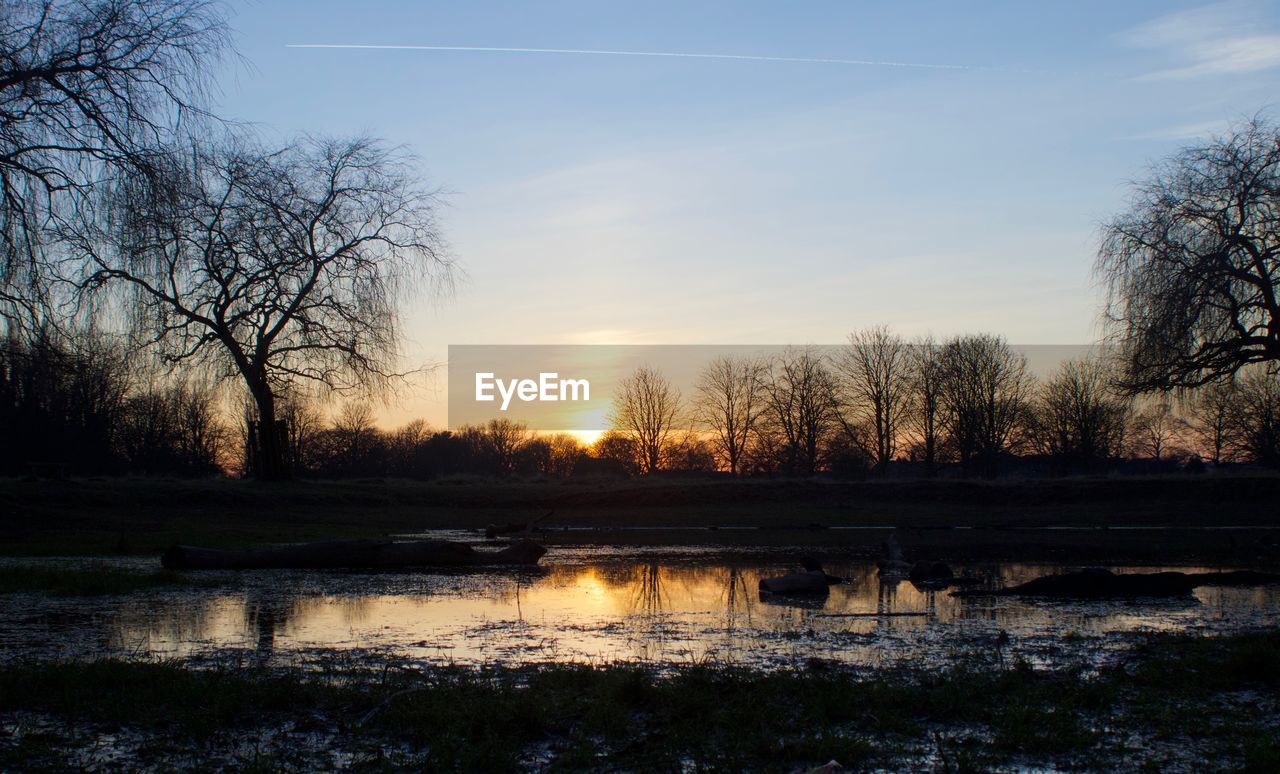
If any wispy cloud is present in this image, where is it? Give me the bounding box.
[1123,118,1233,141]
[286,44,1038,73]
[1122,2,1280,79]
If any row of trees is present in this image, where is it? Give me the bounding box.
[4,327,1277,479]
[0,332,228,475]
[604,331,1280,478]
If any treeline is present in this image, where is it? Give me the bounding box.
[4,329,1279,480]
[0,333,230,476]
[604,329,1280,479]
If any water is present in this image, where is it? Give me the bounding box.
[4,540,1279,672]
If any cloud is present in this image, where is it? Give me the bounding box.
[1122,2,1280,79]
[1123,118,1233,140]
[286,44,1038,73]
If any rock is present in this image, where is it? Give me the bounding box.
[759,570,831,595]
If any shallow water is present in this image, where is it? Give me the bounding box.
[4,538,1280,671]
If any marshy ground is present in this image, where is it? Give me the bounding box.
[1,474,1278,770]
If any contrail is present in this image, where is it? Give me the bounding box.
[286,44,1035,73]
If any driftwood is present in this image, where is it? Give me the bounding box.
[953,567,1280,599]
[161,538,547,571]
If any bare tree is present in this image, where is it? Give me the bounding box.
[1237,368,1280,467]
[833,326,911,474]
[1128,399,1185,462]
[68,135,450,478]
[479,418,530,476]
[905,335,945,473]
[939,334,1034,478]
[610,366,681,474]
[1098,117,1280,392]
[1,0,231,322]
[331,401,378,469]
[171,377,227,471]
[763,347,838,476]
[1187,381,1244,465]
[693,355,766,474]
[1030,357,1129,472]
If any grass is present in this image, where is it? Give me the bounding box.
[0,563,194,596]
[1,632,1277,770]
[2,473,1280,561]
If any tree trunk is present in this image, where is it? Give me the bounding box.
[250,382,289,480]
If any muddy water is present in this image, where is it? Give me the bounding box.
[4,540,1280,671]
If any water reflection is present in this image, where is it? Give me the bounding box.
[3,558,1280,670]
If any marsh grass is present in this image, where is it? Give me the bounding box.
[1,632,1278,770]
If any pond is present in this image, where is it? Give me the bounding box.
[4,537,1280,672]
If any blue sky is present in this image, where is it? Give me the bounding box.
[213,1,1280,425]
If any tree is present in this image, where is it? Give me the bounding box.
[939,334,1034,478]
[1,0,230,323]
[905,336,945,473]
[1098,117,1280,392]
[1128,399,1185,462]
[1237,368,1280,467]
[1187,381,1244,465]
[1030,357,1129,473]
[763,347,838,476]
[833,326,911,474]
[609,366,681,474]
[692,355,766,474]
[69,135,449,479]
[478,418,530,476]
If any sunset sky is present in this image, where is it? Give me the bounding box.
[213,0,1280,427]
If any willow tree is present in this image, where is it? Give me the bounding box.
[1098,117,1280,392]
[1,0,230,325]
[68,135,449,479]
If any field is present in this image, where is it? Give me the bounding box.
[2,632,1279,770]
[2,473,1279,562]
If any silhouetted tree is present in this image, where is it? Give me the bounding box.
[592,430,641,477]
[763,347,838,476]
[1237,368,1280,467]
[939,334,1033,478]
[1030,357,1129,473]
[1128,399,1185,462]
[1187,381,1245,465]
[693,355,766,474]
[0,328,130,472]
[477,418,530,476]
[1098,117,1280,392]
[905,335,945,474]
[610,366,681,474]
[70,135,450,479]
[834,326,910,474]
[1,0,230,324]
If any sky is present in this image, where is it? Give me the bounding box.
[211,0,1280,427]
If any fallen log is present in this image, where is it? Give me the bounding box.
[952,567,1280,599]
[161,538,547,571]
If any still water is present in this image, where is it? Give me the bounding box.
[4,540,1280,671]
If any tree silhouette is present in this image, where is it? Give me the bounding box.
[1,0,230,324]
[1099,117,1280,391]
[69,135,450,478]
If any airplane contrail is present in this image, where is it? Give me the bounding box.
[285,44,1036,73]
